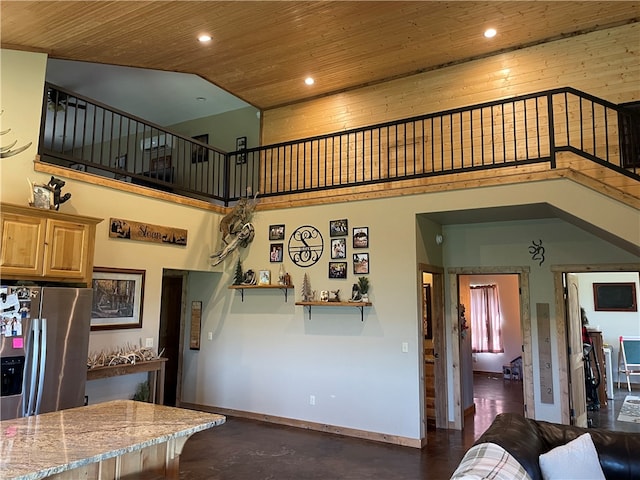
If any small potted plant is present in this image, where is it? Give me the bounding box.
[357,276,370,302]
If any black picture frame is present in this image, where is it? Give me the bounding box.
[593,282,637,311]
[353,253,369,274]
[269,224,285,241]
[329,261,348,279]
[191,134,208,163]
[270,243,284,263]
[353,227,368,248]
[236,136,247,165]
[331,238,346,259]
[329,219,348,237]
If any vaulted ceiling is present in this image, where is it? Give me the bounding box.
[2,1,639,111]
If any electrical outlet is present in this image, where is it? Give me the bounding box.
[145,338,153,348]
[402,342,409,353]
[208,332,213,341]
[309,395,316,406]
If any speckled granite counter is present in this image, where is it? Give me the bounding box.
[0,400,226,480]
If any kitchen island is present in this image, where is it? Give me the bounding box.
[0,400,225,480]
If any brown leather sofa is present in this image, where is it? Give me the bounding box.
[474,413,640,480]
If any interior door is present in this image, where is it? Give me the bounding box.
[567,273,587,427]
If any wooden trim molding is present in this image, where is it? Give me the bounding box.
[178,402,423,449]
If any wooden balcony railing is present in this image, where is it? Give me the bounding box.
[39,85,639,205]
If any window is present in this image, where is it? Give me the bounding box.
[471,284,504,353]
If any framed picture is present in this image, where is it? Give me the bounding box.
[191,134,208,163]
[593,282,637,311]
[90,267,145,330]
[328,261,347,279]
[331,237,346,259]
[236,136,247,165]
[31,185,52,209]
[270,243,284,263]
[329,219,348,237]
[259,270,271,285]
[353,227,369,248]
[269,224,285,241]
[353,253,369,274]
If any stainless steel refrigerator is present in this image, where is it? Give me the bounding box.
[0,285,92,420]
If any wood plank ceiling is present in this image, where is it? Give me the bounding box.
[1,1,639,110]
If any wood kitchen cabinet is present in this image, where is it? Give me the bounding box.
[0,203,102,285]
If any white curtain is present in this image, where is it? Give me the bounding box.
[471,284,504,353]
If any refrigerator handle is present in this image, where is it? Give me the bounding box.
[34,318,48,415]
[25,318,40,417]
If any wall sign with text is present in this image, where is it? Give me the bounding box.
[109,218,187,246]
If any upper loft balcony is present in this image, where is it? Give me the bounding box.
[37,84,640,211]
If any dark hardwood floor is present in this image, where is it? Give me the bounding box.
[177,374,637,479]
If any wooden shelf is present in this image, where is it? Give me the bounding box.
[229,284,293,302]
[295,301,372,321]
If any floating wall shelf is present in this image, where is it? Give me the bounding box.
[295,301,372,321]
[228,284,293,302]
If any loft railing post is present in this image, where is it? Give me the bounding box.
[547,92,556,169]
[223,152,231,206]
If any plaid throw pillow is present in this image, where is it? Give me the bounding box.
[450,442,533,480]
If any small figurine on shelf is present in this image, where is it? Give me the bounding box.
[233,259,244,285]
[328,290,340,302]
[278,263,286,285]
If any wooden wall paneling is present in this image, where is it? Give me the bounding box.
[263,24,639,145]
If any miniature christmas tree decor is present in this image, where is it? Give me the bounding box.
[301,273,312,301]
[233,259,244,285]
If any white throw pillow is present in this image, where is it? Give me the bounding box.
[538,433,605,480]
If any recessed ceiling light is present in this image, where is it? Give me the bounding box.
[198,35,212,43]
[196,97,207,102]
[305,77,315,86]
[484,28,497,38]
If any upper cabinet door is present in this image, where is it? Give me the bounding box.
[0,211,46,277]
[43,219,91,280]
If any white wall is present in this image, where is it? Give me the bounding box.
[3,48,639,441]
[576,272,640,385]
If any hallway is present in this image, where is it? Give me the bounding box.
[177,375,524,479]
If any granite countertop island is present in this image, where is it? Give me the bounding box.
[0,400,226,480]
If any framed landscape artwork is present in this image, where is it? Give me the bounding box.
[91,267,145,330]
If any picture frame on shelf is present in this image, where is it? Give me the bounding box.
[329,219,348,237]
[31,184,52,209]
[328,261,347,279]
[331,238,346,259]
[353,227,369,248]
[259,270,271,285]
[353,253,369,274]
[191,134,209,163]
[269,224,285,241]
[90,267,145,331]
[270,243,284,263]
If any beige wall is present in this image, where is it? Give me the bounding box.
[262,23,639,144]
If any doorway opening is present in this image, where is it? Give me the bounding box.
[555,266,639,432]
[419,264,446,444]
[461,273,525,433]
[449,266,534,430]
[159,270,187,406]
